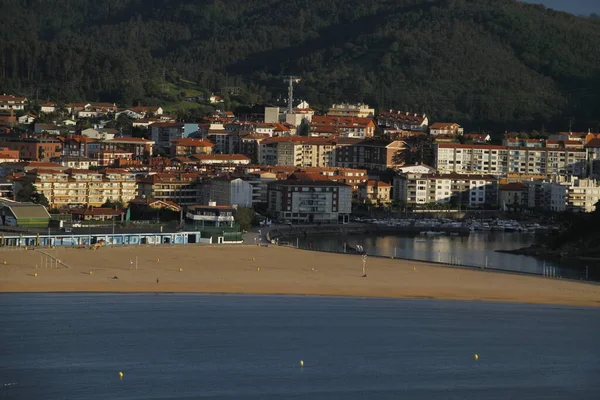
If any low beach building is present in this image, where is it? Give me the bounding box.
[0,201,50,227]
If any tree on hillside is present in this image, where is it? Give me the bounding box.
[15,181,49,207]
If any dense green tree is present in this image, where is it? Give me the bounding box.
[234,207,254,231]
[1,0,599,130]
[15,181,49,207]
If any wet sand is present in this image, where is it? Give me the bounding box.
[0,245,599,307]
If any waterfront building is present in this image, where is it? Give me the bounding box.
[201,177,253,208]
[434,144,588,177]
[357,180,392,204]
[0,201,50,227]
[499,182,528,210]
[137,172,203,206]
[546,176,600,213]
[267,173,352,224]
[10,168,136,208]
[186,202,235,228]
[394,172,499,208]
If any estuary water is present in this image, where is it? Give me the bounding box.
[1,293,599,399]
[297,232,597,280]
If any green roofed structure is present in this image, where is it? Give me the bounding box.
[0,202,50,228]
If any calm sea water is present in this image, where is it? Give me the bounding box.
[1,294,599,399]
[298,232,597,280]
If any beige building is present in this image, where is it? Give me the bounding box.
[328,103,374,118]
[358,180,392,204]
[258,137,337,168]
[14,168,137,208]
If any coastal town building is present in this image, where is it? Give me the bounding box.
[151,123,185,149]
[0,147,20,163]
[376,110,428,132]
[393,173,499,208]
[0,95,27,111]
[310,116,376,139]
[137,173,203,206]
[0,202,50,227]
[186,202,235,229]
[52,156,98,169]
[429,123,463,136]
[547,176,600,213]
[499,182,528,210]
[0,137,63,161]
[11,168,137,208]
[434,144,588,177]
[101,138,155,159]
[201,177,254,208]
[327,103,375,118]
[334,139,406,170]
[258,137,337,168]
[357,180,392,204]
[170,138,214,157]
[267,173,352,224]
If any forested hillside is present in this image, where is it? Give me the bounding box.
[1,0,600,130]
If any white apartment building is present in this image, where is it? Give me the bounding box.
[16,168,136,208]
[393,173,499,208]
[328,103,375,118]
[548,176,600,213]
[435,144,588,177]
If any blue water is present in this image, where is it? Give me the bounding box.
[1,294,599,399]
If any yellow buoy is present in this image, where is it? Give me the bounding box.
[300,360,304,367]
[257,267,261,271]
[157,258,160,262]
[474,354,479,360]
[413,267,416,271]
[3,260,6,265]
[34,272,38,277]
[118,371,124,378]
[89,271,93,275]
[252,257,255,261]
[179,268,183,272]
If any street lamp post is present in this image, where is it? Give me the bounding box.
[362,254,367,277]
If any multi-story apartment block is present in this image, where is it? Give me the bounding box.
[13,168,136,208]
[310,116,376,138]
[101,138,155,159]
[434,144,588,177]
[0,137,63,161]
[62,136,95,157]
[394,173,498,208]
[523,176,600,213]
[200,177,254,208]
[267,173,352,224]
[327,103,375,118]
[170,138,214,157]
[151,123,185,149]
[334,139,406,171]
[240,133,268,163]
[376,110,428,132]
[258,137,337,168]
[137,172,203,206]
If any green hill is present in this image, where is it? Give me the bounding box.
[1,0,600,130]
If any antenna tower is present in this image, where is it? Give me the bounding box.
[284,76,301,114]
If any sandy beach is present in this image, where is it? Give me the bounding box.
[0,245,599,307]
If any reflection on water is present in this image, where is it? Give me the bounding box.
[298,232,595,280]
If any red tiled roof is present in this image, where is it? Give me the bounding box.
[171,138,214,147]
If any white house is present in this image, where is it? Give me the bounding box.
[81,128,116,140]
[18,114,36,125]
[40,102,57,113]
